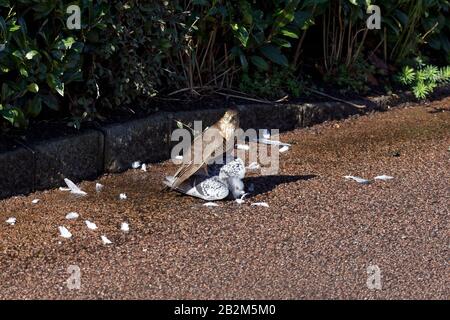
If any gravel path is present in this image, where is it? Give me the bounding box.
[0,98,449,299]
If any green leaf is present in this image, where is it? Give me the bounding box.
[260,45,288,67]
[231,24,249,47]
[62,37,76,50]
[41,94,59,111]
[280,29,299,39]
[19,67,28,77]
[250,56,269,71]
[27,83,39,93]
[47,74,64,96]
[25,50,39,60]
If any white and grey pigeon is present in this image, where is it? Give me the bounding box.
[164,157,246,201]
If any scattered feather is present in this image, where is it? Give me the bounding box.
[59,187,71,191]
[235,193,248,205]
[374,175,394,181]
[344,175,371,184]
[262,129,271,139]
[31,199,40,204]
[58,226,72,239]
[252,138,291,147]
[64,178,87,196]
[65,212,79,220]
[121,222,130,232]
[141,164,147,172]
[101,235,112,245]
[251,202,269,207]
[279,145,290,153]
[203,202,219,207]
[132,161,141,169]
[236,144,250,151]
[119,193,127,200]
[247,162,260,170]
[95,183,104,192]
[85,220,98,230]
[6,217,16,225]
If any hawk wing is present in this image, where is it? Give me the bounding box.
[170,124,230,189]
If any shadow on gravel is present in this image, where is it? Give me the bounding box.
[244,174,317,196]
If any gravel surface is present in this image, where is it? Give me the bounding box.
[0,98,449,299]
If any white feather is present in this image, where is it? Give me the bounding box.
[58,226,72,238]
[203,202,219,207]
[65,212,79,220]
[344,175,371,184]
[64,178,87,196]
[374,175,394,181]
[95,183,104,192]
[101,235,112,245]
[6,217,16,225]
[85,220,98,230]
[121,222,130,232]
[251,202,269,207]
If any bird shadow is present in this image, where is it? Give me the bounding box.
[243,174,317,197]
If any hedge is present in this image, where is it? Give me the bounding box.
[0,0,449,130]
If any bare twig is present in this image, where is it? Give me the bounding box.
[305,87,366,109]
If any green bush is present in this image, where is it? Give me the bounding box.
[0,0,449,130]
[397,61,450,99]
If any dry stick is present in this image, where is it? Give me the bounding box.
[168,86,209,96]
[305,87,366,109]
[216,91,274,105]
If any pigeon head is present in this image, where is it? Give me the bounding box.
[227,177,245,199]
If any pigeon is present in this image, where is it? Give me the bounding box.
[165,157,246,201]
[165,175,243,201]
[207,157,245,180]
[169,109,239,189]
